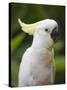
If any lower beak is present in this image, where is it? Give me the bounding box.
[51,30,59,42]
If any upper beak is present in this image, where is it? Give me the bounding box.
[51,30,59,42]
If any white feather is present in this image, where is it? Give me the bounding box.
[18,19,58,86]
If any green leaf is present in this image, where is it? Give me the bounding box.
[11,32,26,53]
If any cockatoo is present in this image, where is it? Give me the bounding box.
[18,18,59,87]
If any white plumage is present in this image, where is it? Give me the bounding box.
[18,19,58,87]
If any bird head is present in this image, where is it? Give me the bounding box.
[18,19,59,48]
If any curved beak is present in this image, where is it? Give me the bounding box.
[51,30,59,42]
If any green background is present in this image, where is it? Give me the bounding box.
[10,3,65,87]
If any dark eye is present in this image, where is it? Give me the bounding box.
[45,29,48,32]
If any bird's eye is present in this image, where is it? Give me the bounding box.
[45,29,48,32]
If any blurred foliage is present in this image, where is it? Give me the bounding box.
[10,3,65,87]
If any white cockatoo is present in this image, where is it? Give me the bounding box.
[18,18,59,87]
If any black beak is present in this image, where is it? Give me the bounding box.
[51,30,59,42]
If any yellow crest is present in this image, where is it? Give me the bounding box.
[18,18,37,35]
